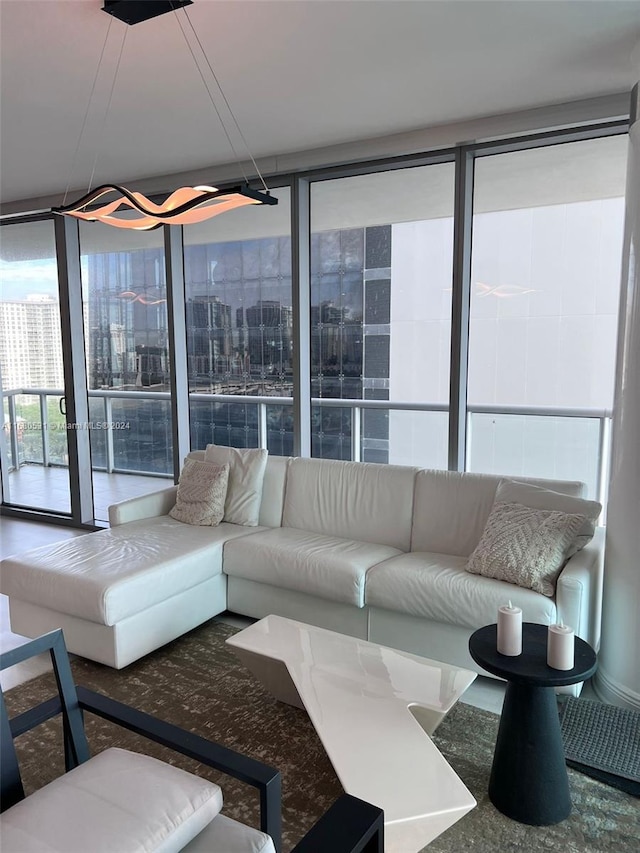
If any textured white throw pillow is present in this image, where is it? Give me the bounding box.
[204,445,268,526]
[496,479,602,556]
[169,459,229,526]
[466,501,587,596]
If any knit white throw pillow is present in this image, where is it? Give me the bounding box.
[496,479,601,557]
[169,459,229,526]
[466,501,586,596]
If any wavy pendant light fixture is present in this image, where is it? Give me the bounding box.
[53,1,277,231]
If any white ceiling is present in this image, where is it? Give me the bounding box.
[1,0,639,209]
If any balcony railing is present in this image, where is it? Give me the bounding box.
[2,387,612,504]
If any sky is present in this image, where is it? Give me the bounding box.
[0,258,58,300]
[0,258,91,301]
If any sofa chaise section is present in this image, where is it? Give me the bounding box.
[1,517,259,669]
[0,453,290,668]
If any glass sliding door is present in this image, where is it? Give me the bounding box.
[79,225,174,522]
[467,135,627,499]
[310,163,455,467]
[0,219,72,513]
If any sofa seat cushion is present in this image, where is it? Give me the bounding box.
[365,551,556,629]
[0,517,262,626]
[0,747,222,853]
[224,527,402,607]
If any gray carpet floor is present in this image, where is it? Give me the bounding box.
[5,620,639,852]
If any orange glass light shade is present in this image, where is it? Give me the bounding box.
[53,184,277,230]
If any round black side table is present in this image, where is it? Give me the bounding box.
[469,622,597,826]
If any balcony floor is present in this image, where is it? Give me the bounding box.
[5,464,172,523]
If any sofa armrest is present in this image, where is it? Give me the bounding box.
[108,486,178,527]
[555,526,605,651]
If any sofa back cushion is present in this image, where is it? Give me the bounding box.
[259,456,291,528]
[204,445,268,526]
[282,457,417,551]
[411,469,585,557]
[187,451,289,528]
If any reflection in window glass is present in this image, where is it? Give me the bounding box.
[468,136,627,495]
[79,224,174,483]
[183,188,293,454]
[311,164,455,465]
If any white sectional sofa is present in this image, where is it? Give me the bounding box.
[0,453,604,694]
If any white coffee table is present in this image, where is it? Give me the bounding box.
[226,615,477,852]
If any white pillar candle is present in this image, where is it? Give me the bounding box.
[497,601,522,656]
[547,621,575,670]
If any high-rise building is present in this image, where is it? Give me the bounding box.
[244,300,293,382]
[0,295,64,391]
[186,296,234,384]
[84,249,168,390]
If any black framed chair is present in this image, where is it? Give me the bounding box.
[1,630,383,853]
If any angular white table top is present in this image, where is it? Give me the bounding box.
[227,615,477,852]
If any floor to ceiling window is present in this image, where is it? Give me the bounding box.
[467,135,627,499]
[0,124,629,522]
[0,219,72,513]
[310,163,456,466]
[78,224,174,522]
[183,187,293,455]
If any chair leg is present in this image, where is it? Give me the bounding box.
[1,692,25,812]
[260,774,282,853]
[291,793,384,853]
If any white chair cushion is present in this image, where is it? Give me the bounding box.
[365,551,556,628]
[0,517,260,626]
[224,527,402,607]
[282,457,417,551]
[182,814,276,853]
[204,445,268,526]
[410,469,585,557]
[0,747,222,853]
